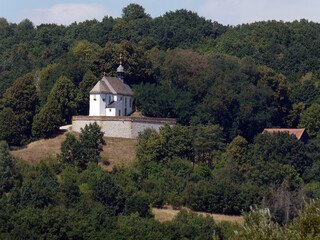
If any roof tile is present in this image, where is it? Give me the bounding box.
[90,76,134,96]
[262,128,306,140]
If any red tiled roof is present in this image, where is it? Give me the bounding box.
[262,128,306,140]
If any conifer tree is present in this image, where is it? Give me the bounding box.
[32,76,77,138]
[46,75,77,124]
[32,99,62,138]
[0,108,21,146]
[2,73,39,143]
[76,70,97,115]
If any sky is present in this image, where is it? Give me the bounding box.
[1,0,320,26]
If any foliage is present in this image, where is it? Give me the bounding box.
[249,132,309,175]
[185,179,256,215]
[78,122,106,165]
[59,122,106,170]
[87,168,125,216]
[150,9,219,49]
[76,70,98,115]
[192,123,225,167]
[133,83,177,118]
[2,73,38,143]
[38,64,62,106]
[222,135,248,165]
[257,65,292,126]
[0,141,15,195]
[46,75,77,124]
[0,108,21,146]
[32,99,62,138]
[233,207,286,240]
[91,40,151,85]
[213,20,320,77]
[298,103,320,138]
[122,4,151,21]
[286,200,320,238]
[32,75,76,138]
[20,162,58,208]
[169,209,218,240]
[2,4,320,238]
[234,201,320,239]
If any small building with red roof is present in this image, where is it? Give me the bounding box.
[262,128,308,142]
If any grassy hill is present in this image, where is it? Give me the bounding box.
[11,131,138,171]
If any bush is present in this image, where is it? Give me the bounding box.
[59,122,106,170]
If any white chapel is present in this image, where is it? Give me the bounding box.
[89,61,134,117]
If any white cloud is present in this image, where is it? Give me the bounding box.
[198,0,320,25]
[18,4,115,26]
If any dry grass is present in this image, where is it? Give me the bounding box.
[11,131,137,171]
[152,206,244,224]
[100,137,138,171]
[11,131,68,164]
[130,110,145,117]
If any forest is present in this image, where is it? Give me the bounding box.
[2,3,320,239]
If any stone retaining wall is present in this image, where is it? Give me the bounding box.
[72,116,176,139]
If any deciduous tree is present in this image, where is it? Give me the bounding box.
[298,103,320,138]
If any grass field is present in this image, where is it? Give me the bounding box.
[152,206,244,224]
[11,131,137,171]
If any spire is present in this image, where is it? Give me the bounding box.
[117,53,125,82]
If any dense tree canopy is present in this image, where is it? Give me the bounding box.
[2,4,320,238]
[2,73,38,143]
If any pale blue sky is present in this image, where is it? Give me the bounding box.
[1,0,320,26]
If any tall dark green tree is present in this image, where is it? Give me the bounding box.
[32,75,76,138]
[38,64,62,107]
[32,99,62,138]
[0,108,21,146]
[43,75,76,124]
[2,73,39,143]
[0,141,15,195]
[192,123,225,168]
[78,123,106,167]
[122,4,151,21]
[76,70,98,115]
[59,122,106,170]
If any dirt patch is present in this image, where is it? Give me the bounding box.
[152,206,244,224]
[11,131,137,171]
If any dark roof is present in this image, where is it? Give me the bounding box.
[107,101,122,108]
[90,76,133,96]
[262,128,307,140]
